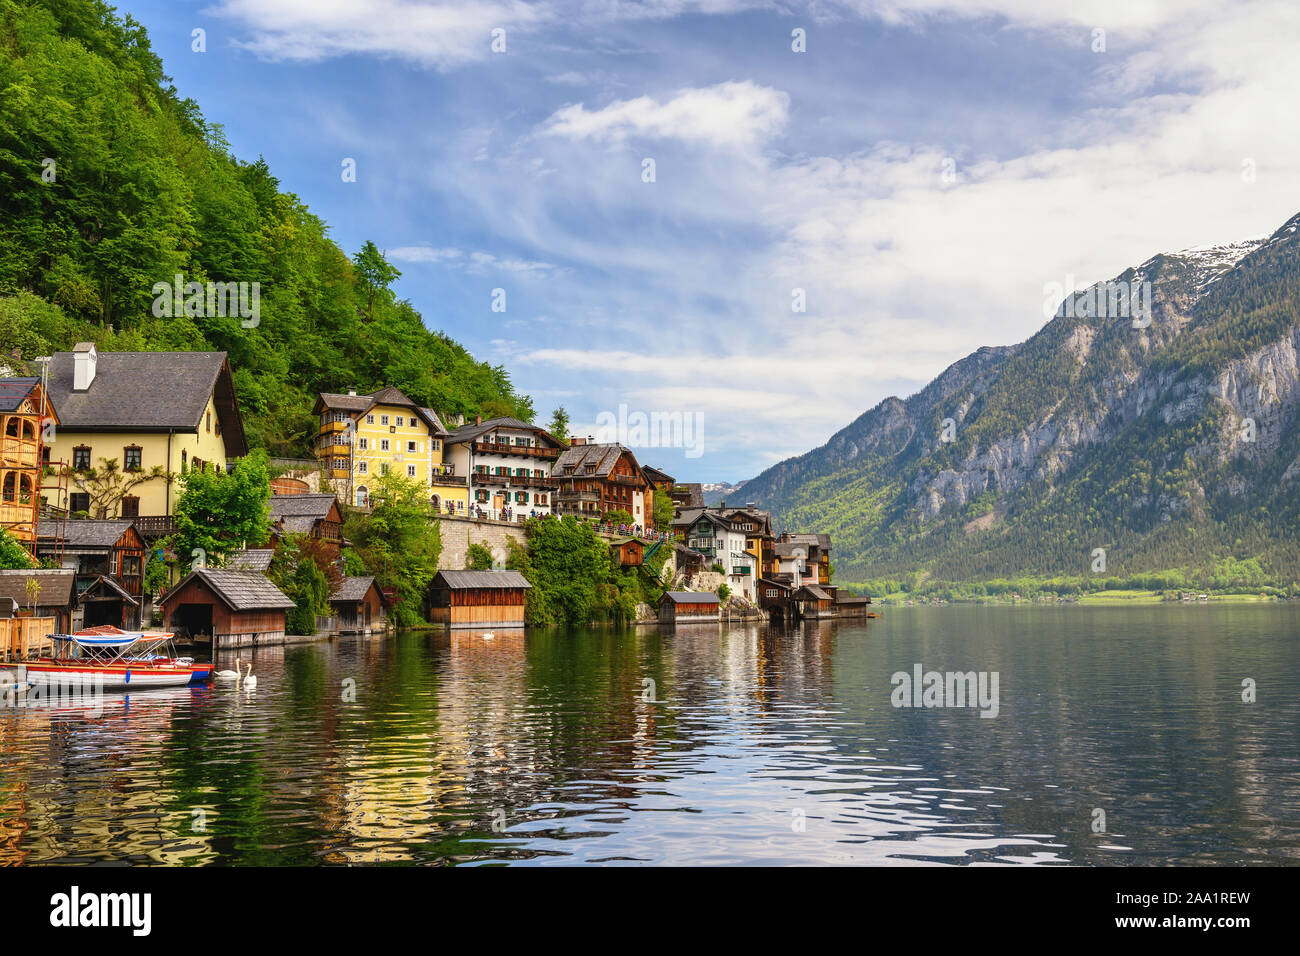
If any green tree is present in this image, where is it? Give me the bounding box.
[517,516,612,626]
[0,529,35,570]
[169,450,272,570]
[652,488,674,531]
[343,472,440,626]
[465,542,494,570]
[547,406,570,445]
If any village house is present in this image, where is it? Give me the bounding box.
[159,568,296,649]
[0,569,75,660]
[37,345,247,531]
[683,511,756,602]
[267,493,343,553]
[425,569,531,628]
[36,519,146,628]
[0,376,58,551]
[717,503,774,584]
[779,533,832,586]
[313,387,468,514]
[668,482,704,512]
[553,440,655,527]
[441,417,564,519]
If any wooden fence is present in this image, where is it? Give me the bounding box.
[0,617,56,661]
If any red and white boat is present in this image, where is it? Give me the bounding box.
[21,626,215,691]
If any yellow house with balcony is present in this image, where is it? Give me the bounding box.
[37,345,246,524]
[313,387,468,514]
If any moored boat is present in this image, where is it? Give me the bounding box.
[21,627,214,691]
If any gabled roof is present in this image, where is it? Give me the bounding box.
[268,493,341,535]
[432,570,532,590]
[331,575,379,603]
[0,569,76,609]
[661,591,719,604]
[81,574,139,606]
[641,465,674,485]
[0,377,42,413]
[228,549,274,572]
[773,542,807,559]
[37,519,137,550]
[161,568,296,612]
[441,417,564,448]
[685,510,736,534]
[314,388,443,432]
[757,577,794,592]
[554,442,647,482]
[40,350,246,455]
[795,584,832,601]
[671,506,709,528]
[782,532,832,551]
[672,483,704,507]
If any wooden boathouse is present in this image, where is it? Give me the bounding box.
[159,568,296,648]
[426,570,531,629]
[329,575,388,634]
[658,590,719,624]
[0,569,75,660]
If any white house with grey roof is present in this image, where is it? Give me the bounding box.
[442,416,564,519]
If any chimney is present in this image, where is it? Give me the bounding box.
[570,435,586,446]
[475,414,482,426]
[347,388,357,396]
[72,342,97,391]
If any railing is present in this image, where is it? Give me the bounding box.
[556,490,601,502]
[473,472,555,489]
[429,473,467,486]
[132,515,176,537]
[472,441,561,459]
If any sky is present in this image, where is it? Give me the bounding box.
[120,0,1300,482]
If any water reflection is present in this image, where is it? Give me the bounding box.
[2,606,1298,865]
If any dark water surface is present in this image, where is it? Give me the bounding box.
[2,605,1298,865]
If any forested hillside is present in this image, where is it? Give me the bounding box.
[737,214,1300,592]
[0,0,532,454]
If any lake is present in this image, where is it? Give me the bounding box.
[2,605,1298,865]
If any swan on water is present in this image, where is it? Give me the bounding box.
[243,660,257,689]
[215,657,242,681]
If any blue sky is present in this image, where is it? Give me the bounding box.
[121,1,1300,482]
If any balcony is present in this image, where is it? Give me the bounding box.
[556,489,601,503]
[132,515,176,538]
[608,474,644,486]
[430,472,467,486]
[473,472,555,489]
[471,440,561,460]
[318,418,352,434]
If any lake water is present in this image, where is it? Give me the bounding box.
[2,605,1298,865]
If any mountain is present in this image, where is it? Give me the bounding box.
[737,211,1300,587]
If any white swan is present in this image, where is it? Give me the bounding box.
[482,632,494,640]
[215,657,242,681]
[243,660,257,689]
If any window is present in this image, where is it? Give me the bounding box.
[181,449,187,472]
[380,463,389,475]
[124,446,142,472]
[206,410,212,432]
[407,441,417,453]
[122,555,141,577]
[431,440,440,452]
[407,465,417,478]
[380,415,389,426]
[380,439,390,451]
[69,492,90,514]
[366,414,375,424]
[121,496,140,518]
[193,457,205,473]
[358,437,368,450]
[358,461,368,474]
[537,494,548,506]
[73,446,91,471]
[395,415,404,427]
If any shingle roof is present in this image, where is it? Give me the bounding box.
[37,519,134,549]
[797,584,832,601]
[331,575,376,603]
[228,549,274,572]
[269,494,338,519]
[661,591,719,604]
[433,570,532,589]
[641,465,674,485]
[0,377,41,413]
[162,568,296,612]
[673,483,704,507]
[0,569,76,609]
[783,533,832,551]
[315,389,443,431]
[441,417,563,448]
[40,350,246,454]
[554,442,647,482]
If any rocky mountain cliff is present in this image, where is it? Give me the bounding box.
[736,211,1300,583]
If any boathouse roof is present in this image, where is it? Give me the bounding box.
[661,591,719,604]
[161,568,296,612]
[432,570,532,590]
[0,569,76,610]
[228,549,275,572]
[36,519,138,551]
[332,575,379,603]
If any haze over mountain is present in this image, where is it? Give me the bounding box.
[729,210,1300,584]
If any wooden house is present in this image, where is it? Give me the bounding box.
[159,568,296,649]
[0,376,58,550]
[610,537,644,567]
[267,493,343,552]
[793,584,834,619]
[36,519,146,626]
[329,576,388,634]
[833,590,872,617]
[425,570,531,629]
[658,591,719,624]
[553,440,655,528]
[757,577,796,620]
[0,569,75,660]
